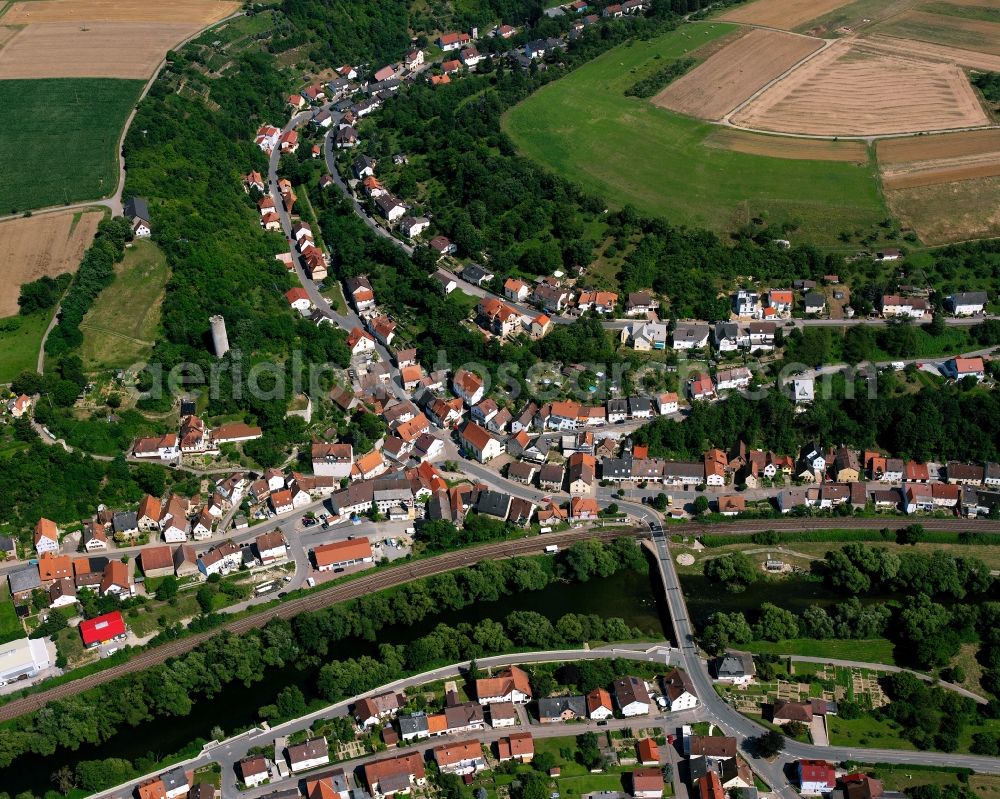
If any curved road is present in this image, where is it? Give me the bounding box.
[0,526,632,722]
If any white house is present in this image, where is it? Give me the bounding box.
[33,519,60,555]
[672,323,710,351]
[664,669,698,711]
[657,392,679,415]
[459,422,503,463]
[312,442,353,478]
[285,287,312,314]
[946,291,987,316]
[942,356,985,382]
[733,290,757,316]
[798,761,836,795]
[288,737,330,773]
[613,676,651,717]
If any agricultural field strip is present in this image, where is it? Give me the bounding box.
[702,127,869,161]
[2,0,238,24]
[872,9,1000,57]
[877,128,1000,188]
[718,0,856,30]
[652,28,824,121]
[859,33,1000,70]
[0,211,101,316]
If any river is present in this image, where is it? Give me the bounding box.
[0,565,669,796]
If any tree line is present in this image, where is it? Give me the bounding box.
[0,540,642,772]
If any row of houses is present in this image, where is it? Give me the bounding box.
[7,551,134,608]
[132,415,262,462]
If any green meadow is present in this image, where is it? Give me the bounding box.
[503,22,888,247]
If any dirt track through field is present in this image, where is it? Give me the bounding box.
[731,38,990,135]
[719,0,853,29]
[704,128,869,161]
[652,28,823,121]
[878,128,1000,163]
[0,211,101,316]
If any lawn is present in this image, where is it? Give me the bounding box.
[0,78,144,212]
[827,714,918,750]
[0,587,22,644]
[0,312,50,382]
[79,239,169,369]
[503,23,889,248]
[746,638,897,664]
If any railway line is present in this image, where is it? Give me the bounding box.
[1,516,997,722]
[0,526,630,722]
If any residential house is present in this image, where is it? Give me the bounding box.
[663,668,698,711]
[587,687,614,720]
[461,263,494,286]
[766,290,793,314]
[942,357,986,382]
[538,696,587,723]
[489,701,517,728]
[476,665,532,704]
[288,737,330,773]
[714,651,755,686]
[140,546,175,579]
[239,756,269,788]
[637,738,659,765]
[715,367,751,392]
[622,320,669,350]
[798,760,836,795]
[8,565,41,603]
[197,540,242,577]
[689,373,716,401]
[733,290,757,316]
[453,369,485,406]
[400,216,430,239]
[577,291,618,314]
[567,452,596,495]
[438,31,472,51]
[538,463,564,491]
[504,278,530,302]
[657,392,679,415]
[434,740,486,776]
[497,732,534,763]
[946,291,988,316]
[364,752,427,797]
[803,292,826,314]
[459,422,503,462]
[33,518,60,554]
[613,675,651,716]
[313,441,354,478]
[625,292,658,316]
[673,323,710,350]
[124,197,152,238]
[354,691,405,728]
[880,295,929,319]
[632,769,665,799]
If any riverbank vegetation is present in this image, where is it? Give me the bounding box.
[0,540,644,779]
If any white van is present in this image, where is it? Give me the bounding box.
[544,544,559,554]
[306,577,316,588]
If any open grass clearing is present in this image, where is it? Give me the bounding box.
[0,311,49,383]
[80,239,169,370]
[0,78,142,210]
[747,638,898,663]
[503,23,888,248]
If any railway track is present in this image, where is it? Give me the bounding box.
[0,527,631,722]
[2,517,996,722]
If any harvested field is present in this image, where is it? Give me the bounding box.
[886,175,1000,242]
[731,39,990,135]
[0,211,101,317]
[652,28,823,121]
[704,128,869,161]
[875,10,1000,55]
[2,0,238,25]
[860,33,1000,70]
[878,129,1000,188]
[877,128,1000,163]
[719,0,854,29]
[0,22,206,78]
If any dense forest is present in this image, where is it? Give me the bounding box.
[0,541,643,779]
